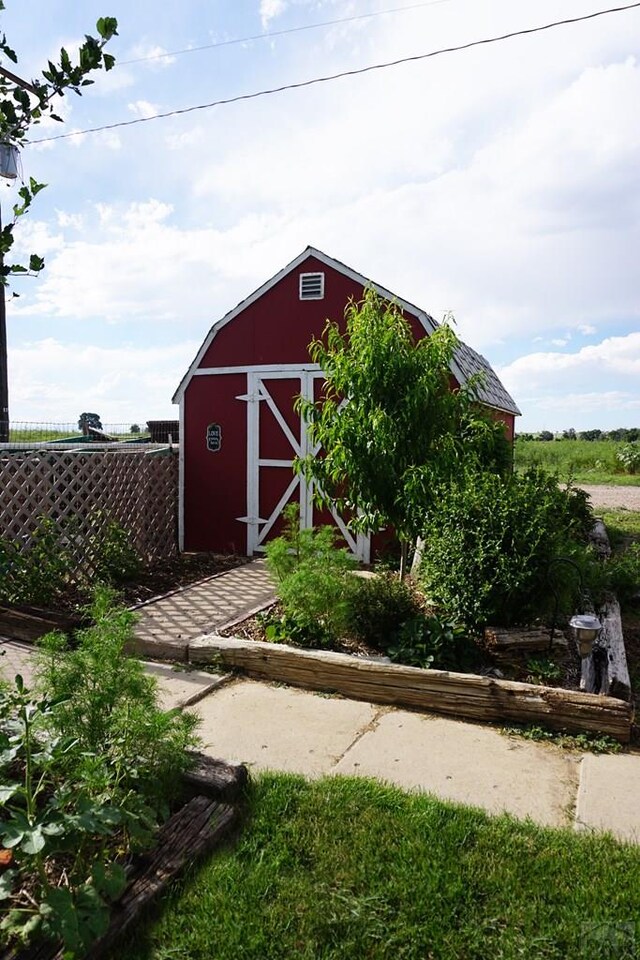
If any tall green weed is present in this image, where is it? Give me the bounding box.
[265,504,358,646]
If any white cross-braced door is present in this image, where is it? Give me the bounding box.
[240,369,369,560]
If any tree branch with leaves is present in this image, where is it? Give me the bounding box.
[0,4,117,438]
[0,7,118,285]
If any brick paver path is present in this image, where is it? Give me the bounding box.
[133,559,275,655]
[0,639,36,687]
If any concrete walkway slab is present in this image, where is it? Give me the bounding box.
[332,710,579,827]
[133,560,275,656]
[193,679,377,777]
[0,638,225,712]
[144,662,229,711]
[575,753,640,843]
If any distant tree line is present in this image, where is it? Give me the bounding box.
[516,428,640,442]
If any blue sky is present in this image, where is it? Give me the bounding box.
[2,0,639,431]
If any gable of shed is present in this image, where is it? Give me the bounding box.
[173,246,519,419]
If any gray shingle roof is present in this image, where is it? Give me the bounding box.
[454,340,521,416]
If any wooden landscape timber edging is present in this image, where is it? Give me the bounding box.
[2,755,247,960]
[581,599,632,702]
[188,636,634,743]
[182,751,249,802]
[483,625,567,655]
[84,796,237,960]
[0,604,86,643]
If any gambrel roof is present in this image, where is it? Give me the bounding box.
[174,246,520,417]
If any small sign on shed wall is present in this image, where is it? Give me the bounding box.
[206,423,222,452]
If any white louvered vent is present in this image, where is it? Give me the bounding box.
[299,271,325,300]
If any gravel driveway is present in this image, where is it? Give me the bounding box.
[578,485,640,511]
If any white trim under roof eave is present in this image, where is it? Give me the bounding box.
[172,246,440,404]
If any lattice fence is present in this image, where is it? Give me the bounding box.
[0,449,178,582]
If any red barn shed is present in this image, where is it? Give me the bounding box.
[173,247,520,560]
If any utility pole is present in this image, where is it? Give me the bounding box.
[0,67,36,443]
[0,202,7,442]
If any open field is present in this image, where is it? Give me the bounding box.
[113,773,640,960]
[515,439,640,485]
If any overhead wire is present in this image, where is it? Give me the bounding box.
[119,0,455,66]
[26,1,640,146]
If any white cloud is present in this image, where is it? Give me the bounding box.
[127,42,176,69]
[6,201,290,330]
[260,0,288,29]
[56,211,84,230]
[11,338,199,423]
[578,324,597,336]
[500,333,640,386]
[498,333,640,429]
[128,100,161,119]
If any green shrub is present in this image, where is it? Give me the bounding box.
[265,504,358,646]
[616,442,640,474]
[36,586,199,813]
[419,468,596,630]
[0,515,141,607]
[606,543,640,603]
[90,517,141,584]
[387,614,475,671]
[0,519,74,606]
[348,573,420,650]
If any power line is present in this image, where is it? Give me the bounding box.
[119,0,454,66]
[27,2,640,146]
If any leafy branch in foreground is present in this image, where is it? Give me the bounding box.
[0,5,118,286]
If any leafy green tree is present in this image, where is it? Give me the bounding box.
[0,7,118,439]
[78,411,102,433]
[130,423,141,434]
[295,289,507,577]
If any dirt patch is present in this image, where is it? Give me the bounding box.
[579,485,640,510]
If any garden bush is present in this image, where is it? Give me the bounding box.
[0,516,141,608]
[616,441,640,474]
[386,614,476,671]
[265,504,359,646]
[0,519,74,607]
[419,468,597,631]
[348,572,420,650]
[605,542,640,603]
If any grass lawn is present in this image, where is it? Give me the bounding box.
[600,509,640,547]
[113,774,640,960]
[514,439,640,485]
